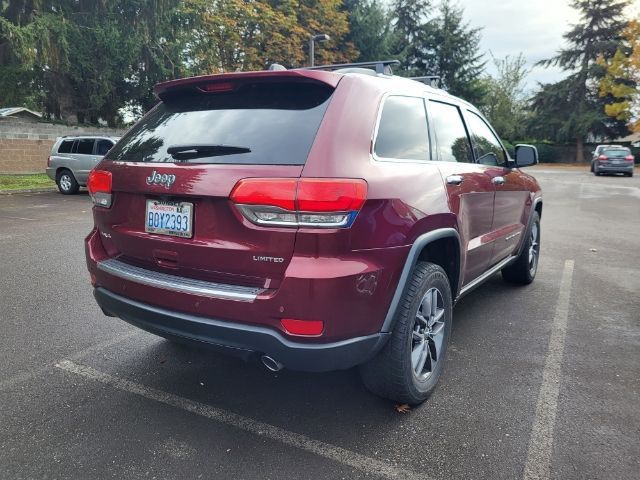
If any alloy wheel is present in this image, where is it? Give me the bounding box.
[411,287,445,380]
[59,174,72,192]
[528,222,540,276]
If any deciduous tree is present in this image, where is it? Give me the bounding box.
[480,54,530,141]
[598,20,640,132]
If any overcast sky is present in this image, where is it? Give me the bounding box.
[455,0,640,91]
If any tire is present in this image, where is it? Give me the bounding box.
[360,262,452,405]
[502,211,540,285]
[594,164,601,176]
[590,163,594,173]
[56,169,79,195]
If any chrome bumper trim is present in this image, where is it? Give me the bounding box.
[97,258,263,302]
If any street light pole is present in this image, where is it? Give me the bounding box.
[309,34,330,67]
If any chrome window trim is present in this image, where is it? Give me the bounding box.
[97,258,263,302]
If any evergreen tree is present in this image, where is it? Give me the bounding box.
[389,0,430,74]
[531,0,630,160]
[415,0,486,103]
[343,0,394,62]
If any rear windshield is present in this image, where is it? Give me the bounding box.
[603,148,630,157]
[108,82,334,165]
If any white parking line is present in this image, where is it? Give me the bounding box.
[523,259,575,480]
[55,359,424,480]
[0,331,139,391]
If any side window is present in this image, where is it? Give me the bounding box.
[76,139,95,155]
[58,140,74,154]
[374,96,429,161]
[428,101,473,163]
[466,112,507,166]
[96,139,114,156]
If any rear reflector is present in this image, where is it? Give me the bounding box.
[230,178,367,228]
[87,170,112,208]
[281,318,324,336]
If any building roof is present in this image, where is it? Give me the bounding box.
[0,107,42,118]
[615,131,640,145]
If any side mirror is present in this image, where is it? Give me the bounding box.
[514,144,538,168]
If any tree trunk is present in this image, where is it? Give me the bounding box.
[576,136,584,163]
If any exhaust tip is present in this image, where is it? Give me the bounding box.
[261,355,284,372]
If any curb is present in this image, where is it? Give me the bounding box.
[0,187,58,195]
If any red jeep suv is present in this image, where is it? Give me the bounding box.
[85,61,542,405]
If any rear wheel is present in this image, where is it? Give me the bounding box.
[56,169,79,195]
[502,211,540,284]
[360,262,452,405]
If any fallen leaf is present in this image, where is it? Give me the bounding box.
[395,403,411,414]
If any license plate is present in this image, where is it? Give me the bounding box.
[613,160,621,164]
[145,200,193,238]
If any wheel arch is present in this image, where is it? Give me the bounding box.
[534,198,543,218]
[515,197,542,258]
[56,166,74,178]
[381,228,461,333]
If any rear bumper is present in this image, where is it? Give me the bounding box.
[94,287,389,372]
[597,163,634,173]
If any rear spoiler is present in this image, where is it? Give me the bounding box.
[154,70,341,101]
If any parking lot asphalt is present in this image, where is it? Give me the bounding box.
[1,168,639,480]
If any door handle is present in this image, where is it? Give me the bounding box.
[446,175,464,185]
[492,176,505,185]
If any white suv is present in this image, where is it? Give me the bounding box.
[46,136,120,194]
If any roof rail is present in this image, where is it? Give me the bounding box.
[410,76,443,89]
[306,60,401,75]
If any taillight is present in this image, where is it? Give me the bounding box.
[230,178,368,228]
[47,156,52,167]
[625,155,634,162]
[598,155,608,161]
[87,170,112,208]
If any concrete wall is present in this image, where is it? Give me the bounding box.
[0,118,125,174]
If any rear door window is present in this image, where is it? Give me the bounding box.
[108,82,334,165]
[58,140,74,154]
[76,139,95,155]
[374,96,430,161]
[96,139,114,156]
[428,101,473,163]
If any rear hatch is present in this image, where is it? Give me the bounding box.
[601,148,632,164]
[92,73,338,289]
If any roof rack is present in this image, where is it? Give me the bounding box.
[411,76,443,89]
[306,60,401,75]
